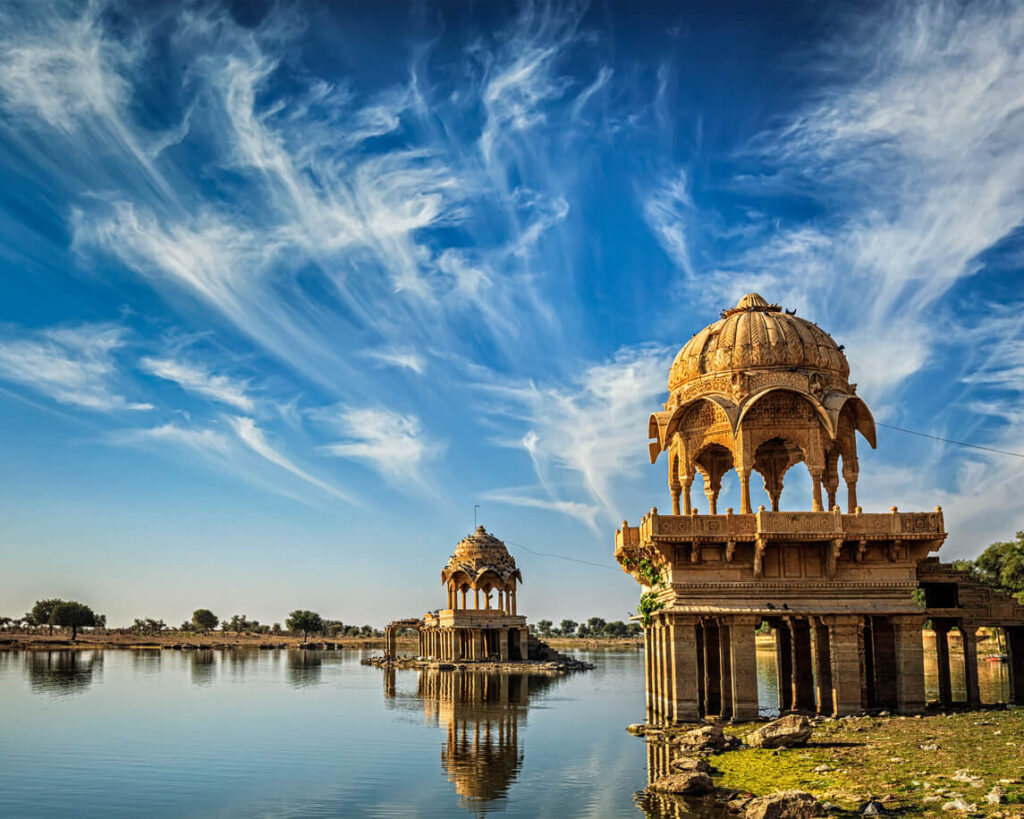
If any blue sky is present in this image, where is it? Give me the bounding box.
[0,0,1021,627]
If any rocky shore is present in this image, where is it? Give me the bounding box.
[633,707,1024,817]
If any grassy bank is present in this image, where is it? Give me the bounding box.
[654,710,1024,815]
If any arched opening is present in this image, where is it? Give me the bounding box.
[695,444,733,514]
[752,437,804,512]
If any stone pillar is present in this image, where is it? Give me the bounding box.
[510,589,517,616]
[813,617,834,717]
[846,477,858,514]
[695,621,706,719]
[729,616,760,721]
[474,588,480,609]
[961,621,981,707]
[653,620,666,721]
[669,616,700,722]
[473,629,484,661]
[1006,627,1024,705]
[739,470,752,515]
[703,619,722,717]
[810,470,824,512]
[644,626,654,721]
[499,629,510,661]
[933,621,953,708]
[671,485,681,516]
[871,617,898,709]
[791,618,815,711]
[775,620,793,712]
[719,620,734,718]
[892,615,926,714]
[452,628,462,660]
[682,477,693,516]
[824,615,862,716]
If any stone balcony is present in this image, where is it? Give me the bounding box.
[616,506,945,558]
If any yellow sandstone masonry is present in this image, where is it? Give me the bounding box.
[615,293,1024,722]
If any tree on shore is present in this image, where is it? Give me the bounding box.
[286,610,324,641]
[50,601,97,641]
[28,599,63,635]
[559,619,578,638]
[953,532,1024,603]
[192,609,218,634]
[536,620,553,637]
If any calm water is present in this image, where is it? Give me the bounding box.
[0,646,1009,818]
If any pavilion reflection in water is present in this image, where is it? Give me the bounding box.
[384,667,561,810]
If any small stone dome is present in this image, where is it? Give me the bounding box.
[668,293,850,392]
[441,526,522,586]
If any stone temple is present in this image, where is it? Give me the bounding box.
[384,526,531,662]
[616,293,1024,721]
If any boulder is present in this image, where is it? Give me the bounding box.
[671,756,713,774]
[745,715,813,749]
[649,772,715,795]
[679,723,728,752]
[745,791,824,819]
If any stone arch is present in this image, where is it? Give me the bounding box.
[752,436,805,511]
[736,386,834,438]
[693,443,734,515]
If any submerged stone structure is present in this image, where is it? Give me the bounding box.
[616,293,1024,722]
[383,527,531,662]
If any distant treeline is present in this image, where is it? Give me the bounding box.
[531,618,643,639]
[0,600,384,640]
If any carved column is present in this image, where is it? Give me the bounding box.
[824,615,862,716]
[729,616,760,720]
[933,620,953,708]
[499,629,510,661]
[473,629,484,661]
[669,615,700,721]
[681,477,693,516]
[671,485,681,516]
[739,470,752,515]
[960,621,981,707]
[452,628,463,660]
[810,469,824,512]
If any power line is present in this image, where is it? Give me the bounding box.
[506,540,620,571]
[876,422,1024,459]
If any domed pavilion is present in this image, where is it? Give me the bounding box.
[384,527,530,662]
[616,293,1024,722]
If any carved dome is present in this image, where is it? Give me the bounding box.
[668,293,850,392]
[440,526,522,586]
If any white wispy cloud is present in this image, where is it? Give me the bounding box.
[0,323,151,412]
[115,422,231,455]
[140,356,254,412]
[481,344,672,522]
[228,415,354,504]
[643,170,695,277]
[321,407,445,489]
[363,348,427,376]
[482,489,600,533]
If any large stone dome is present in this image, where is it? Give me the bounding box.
[668,293,850,392]
[441,526,522,586]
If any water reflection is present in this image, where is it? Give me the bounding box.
[286,649,322,688]
[190,650,217,687]
[25,651,103,697]
[384,667,563,812]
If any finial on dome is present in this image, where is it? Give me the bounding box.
[737,293,769,310]
[476,525,485,533]
[721,292,781,318]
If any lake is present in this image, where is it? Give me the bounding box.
[0,647,1010,818]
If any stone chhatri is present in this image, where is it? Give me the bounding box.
[383,525,530,663]
[617,293,1024,730]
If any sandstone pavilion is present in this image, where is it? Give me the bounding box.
[616,293,1024,722]
[384,527,531,662]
